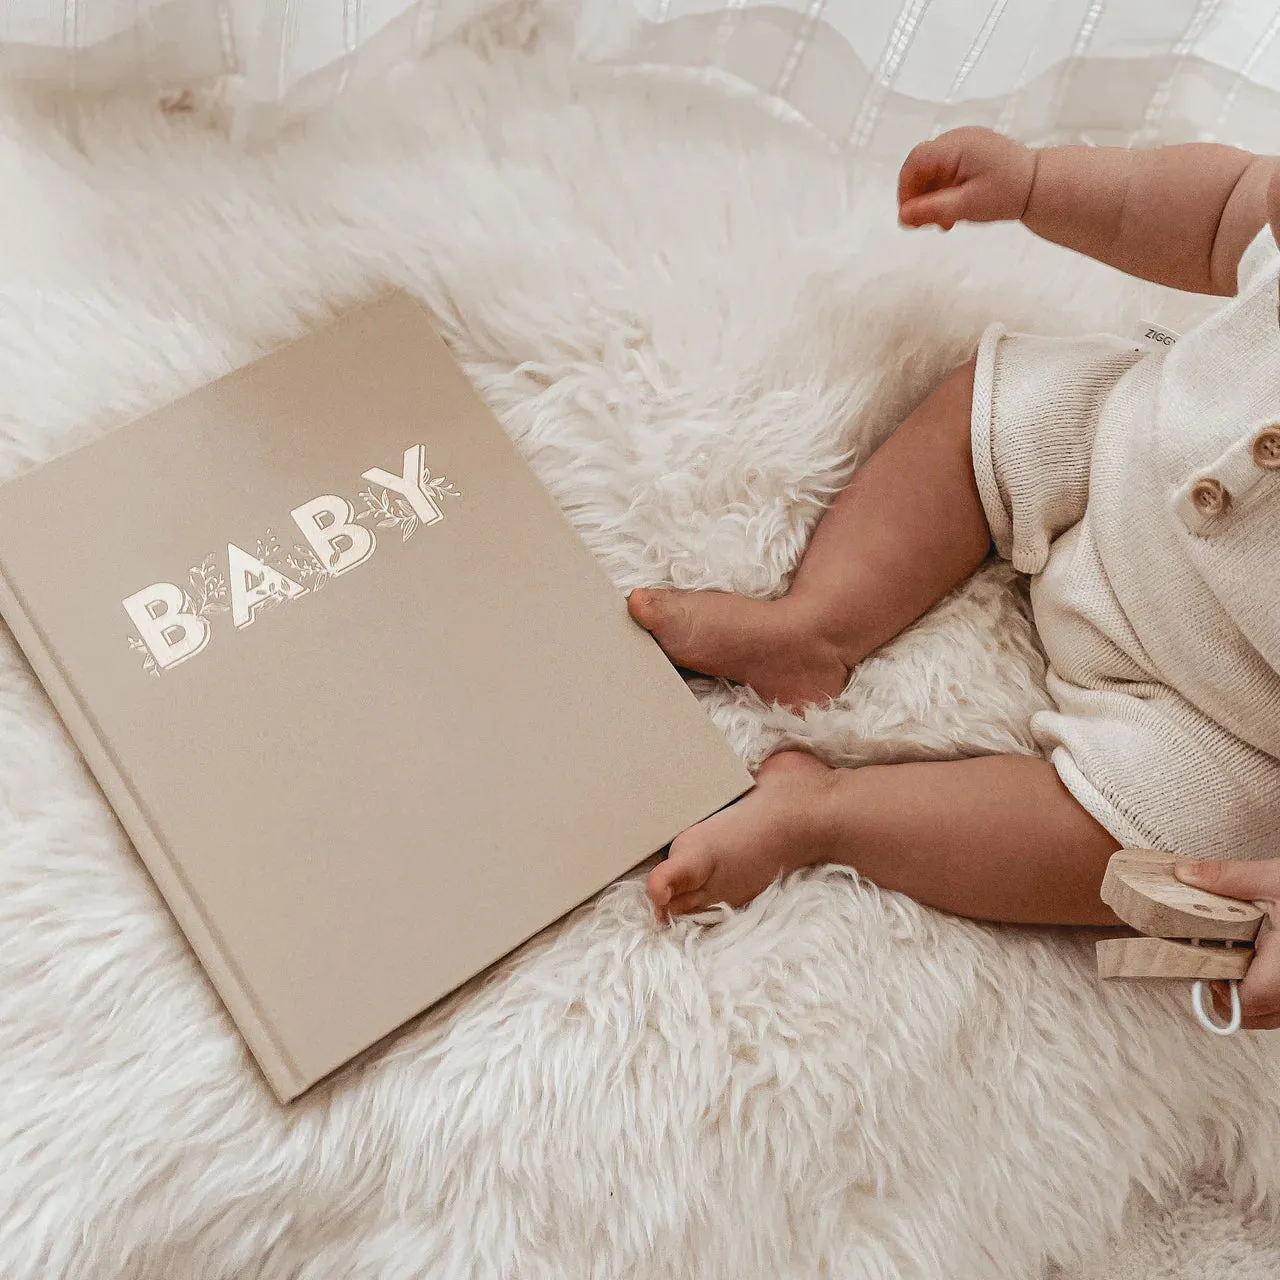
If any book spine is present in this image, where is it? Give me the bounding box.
[0,567,305,1102]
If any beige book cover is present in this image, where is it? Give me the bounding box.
[0,294,752,1102]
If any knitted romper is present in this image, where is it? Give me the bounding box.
[970,228,1280,861]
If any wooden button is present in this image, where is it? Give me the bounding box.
[1251,426,1280,471]
[1190,477,1229,516]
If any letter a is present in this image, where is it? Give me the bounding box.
[227,544,306,629]
[361,445,443,527]
[123,583,210,670]
[290,495,375,576]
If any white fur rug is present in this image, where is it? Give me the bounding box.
[1,7,1279,1277]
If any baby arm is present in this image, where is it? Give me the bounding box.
[899,127,1279,295]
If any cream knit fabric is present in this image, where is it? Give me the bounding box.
[971,229,1280,860]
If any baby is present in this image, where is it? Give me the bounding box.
[628,127,1280,1021]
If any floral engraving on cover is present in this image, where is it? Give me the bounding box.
[356,466,460,542]
[188,555,230,618]
[125,634,162,677]
[126,533,322,673]
[282,545,331,590]
[243,530,312,614]
[123,450,460,676]
[125,554,228,676]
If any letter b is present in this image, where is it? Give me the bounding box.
[122,583,210,670]
[290,495,375,576]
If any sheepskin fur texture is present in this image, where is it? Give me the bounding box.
[1,8,1278,1277]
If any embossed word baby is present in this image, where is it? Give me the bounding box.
[123,445,460,675]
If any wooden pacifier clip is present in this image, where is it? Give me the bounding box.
[1095,850,1267,1035]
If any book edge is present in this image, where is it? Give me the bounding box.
[0,563,307,1103]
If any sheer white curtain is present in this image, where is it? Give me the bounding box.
[4,1,1280,150]
[576,0,1280,154]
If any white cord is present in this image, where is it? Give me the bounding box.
[1191,979,1242,1035]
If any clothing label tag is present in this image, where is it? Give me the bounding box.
[1134,321,1179,350]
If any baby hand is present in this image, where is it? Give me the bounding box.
[898,126,1037,231]
[1175,858,1280,1029]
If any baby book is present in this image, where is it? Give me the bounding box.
[0,294,752,1100]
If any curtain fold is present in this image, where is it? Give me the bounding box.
[2,1,1280,148]
[0,0,474,142]
[575,0,1280,153]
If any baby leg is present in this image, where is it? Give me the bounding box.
[650,751,1121,926]
[629,359,991,707]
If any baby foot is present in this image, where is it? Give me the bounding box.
[648,752,838,919]
[627,588,849,709]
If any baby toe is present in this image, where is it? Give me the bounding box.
[628,588,695,656]
[664,888,718,918]
[649,831,715,904]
